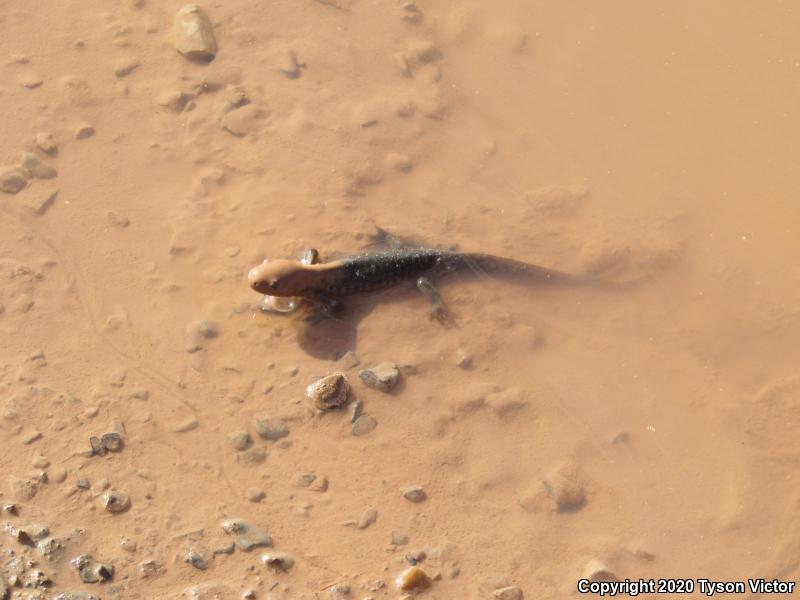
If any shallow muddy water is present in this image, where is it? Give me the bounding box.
[1,1,799,598]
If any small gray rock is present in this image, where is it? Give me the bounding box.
[228,430,252,451]
[213,543,235,555]
[220,518,272,551]
[494,585,523,600]
[349,398,363,423]
[358,507,377,529]
[34,132,57,154]
[158,89,190,112]
[351,414,377,437]
[113,57,140,78]
[0,166,27,194]
[100,432,123,452]
[186,544,213,570]
[246,488,266,502]
[254,415,288,441]
[291,472,320,488]
[391,530,409,545]
[543,471,585,512]
[279,49,301,78]
[186,319,217,352]
[238,446,267,465]
[101,489,131,513]
[222,104,264,137]
[359,362,400,392]
[169,417,199,433]
[260,551,294,572]
[400,485,426,503]
[455,348,472,369]
[74,123,94,140]
[71,554,114,583]
[21,152,57,179]
[138,558,164,578]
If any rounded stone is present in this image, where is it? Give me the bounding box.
[101,490,131,513]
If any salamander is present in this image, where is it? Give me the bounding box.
[248,230,622,325]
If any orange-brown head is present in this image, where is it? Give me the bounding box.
[248,259,321,297]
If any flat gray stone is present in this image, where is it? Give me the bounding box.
[400,484,426,503]
[359,362,400,392]
[21,152,57,179]
[351,414,377,436]
[254,416,288,441]
[220,518,272,551]
[0,166,27,194]
[71,554,114,583]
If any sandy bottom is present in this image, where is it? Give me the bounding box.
[1,1,800,599]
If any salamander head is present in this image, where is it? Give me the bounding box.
[248,259,313,297]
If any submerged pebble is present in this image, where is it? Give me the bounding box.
[278,49,301,78]
[351,414,377,436]
[359,362,400,392]
[246,487,266,502]
[186,544,213,570]
[222,104,265,137]
[260,551,294,572]
[221,518,272,551]
[543,469,585,512]
[71,554,114,583]
[400,484,426,503]
[238,446,267,465]
[0,166,28,194]
[74,123,94,140]
[186,320,218,352]
[254,415,288,441]
[21,152,57,179]
[34,132,58,154]
[101,489,131,513]
[228,430,252,451]
[358,507,377,529]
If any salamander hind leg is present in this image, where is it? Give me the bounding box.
[417,276,454,328]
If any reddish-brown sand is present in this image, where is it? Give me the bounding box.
[1,1,799,599]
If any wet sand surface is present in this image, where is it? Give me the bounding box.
[2,1,800,598]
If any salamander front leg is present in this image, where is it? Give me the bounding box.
[416,276,453,327]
